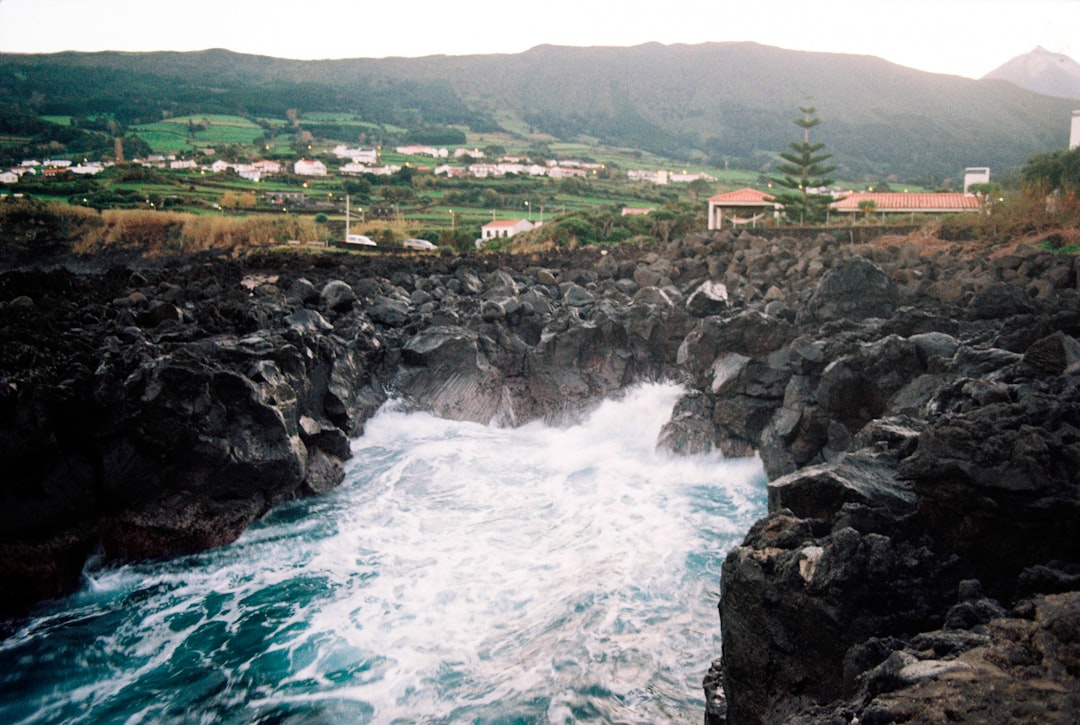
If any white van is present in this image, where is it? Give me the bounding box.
[345,234,376,246]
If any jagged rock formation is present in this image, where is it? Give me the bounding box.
[1,230,1078,723]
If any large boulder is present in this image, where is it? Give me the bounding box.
[803,255,899,323]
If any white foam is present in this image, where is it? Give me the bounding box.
[1,383,767,723]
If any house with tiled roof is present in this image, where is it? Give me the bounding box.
[294,159,327,177]
[481,218,535,241]
[707,188,781,230]
[829,192,980,216]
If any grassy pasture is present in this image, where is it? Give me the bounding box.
[134,115,265,153]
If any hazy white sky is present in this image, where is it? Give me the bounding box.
[1,0,1077,79]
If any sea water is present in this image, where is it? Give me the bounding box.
[0,382,767,724]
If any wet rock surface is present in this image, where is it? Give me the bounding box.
[2,231,1079,723]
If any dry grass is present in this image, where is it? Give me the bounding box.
[77,210,323,255]
[862,220,1080,260]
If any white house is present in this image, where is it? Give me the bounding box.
[496,163,526,175]
[364,165,401,176]
[252,160,282,174]
[235,165,261,182]
[210,160,232,173]
[628,169,669,184]
[454,148,485,159]
[434,165,468,178]
[670,171,716,183]
[294,159,327,176]
[468,163,500,178]
[0,171,18,184]
[396,145,447,158]
[69,163,105,176]
[481,218,535,241]
[170,159,197,170]
[333,145,378,164]
[1071,110,1080,150]
[963,167,990,194]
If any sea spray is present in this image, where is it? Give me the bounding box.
[0,382,767,724]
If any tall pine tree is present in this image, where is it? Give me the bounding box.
[771,106,836,224]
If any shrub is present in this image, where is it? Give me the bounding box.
[0,199,102,260]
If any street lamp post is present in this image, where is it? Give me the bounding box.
[524,200,531,221]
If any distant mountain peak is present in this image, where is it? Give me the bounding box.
[983,46,1080,100]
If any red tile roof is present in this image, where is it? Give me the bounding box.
[831,193,980,212]
[707,188,776,204]
[483,219,523,228]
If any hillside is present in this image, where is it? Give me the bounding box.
[1,43,1075,180]
[983,46,1080,101]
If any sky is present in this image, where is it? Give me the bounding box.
[0,0,1078,80]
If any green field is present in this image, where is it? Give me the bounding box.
[133,115,266,153]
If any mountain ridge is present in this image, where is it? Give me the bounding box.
[983,46,1080,100]
[1,43,1075,181]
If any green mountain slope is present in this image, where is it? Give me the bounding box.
[1,43,1073,180]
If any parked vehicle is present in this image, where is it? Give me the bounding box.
[403,238,437,250]
[345,234,376,246]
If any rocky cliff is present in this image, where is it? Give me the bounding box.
[1,231,1078,722]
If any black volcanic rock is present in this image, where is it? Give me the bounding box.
[1,233,1078,725]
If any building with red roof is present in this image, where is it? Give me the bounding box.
[829,192,981,215]
[481,218,535,242]
[707,188,781,230]
[707,188,981,229]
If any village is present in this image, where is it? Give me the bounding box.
[0,143,717,187]
[10,110,1080,250]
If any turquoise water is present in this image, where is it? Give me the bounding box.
[0,383,767,723]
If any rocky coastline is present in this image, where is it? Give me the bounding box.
[1,230,1078,722]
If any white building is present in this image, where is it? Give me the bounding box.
[496,163,526,175]
[252,160,282,175]
[235,165,261,182]
[0,171,18,184]
[434,164,468,178]
[670,171,716,183]
[454,148,485,159]
[69,163,105,176]
[628,169,669,185]
[363,165,401,176]
[963,167,991,194]
[294,159,327,176]
[1071,110,1080,150]
[395,145,447,158]
[468,163,500,178]
[170,159,197,170]
[332,145,378,164]
[548,167,587,179]
[481,218,535,241]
